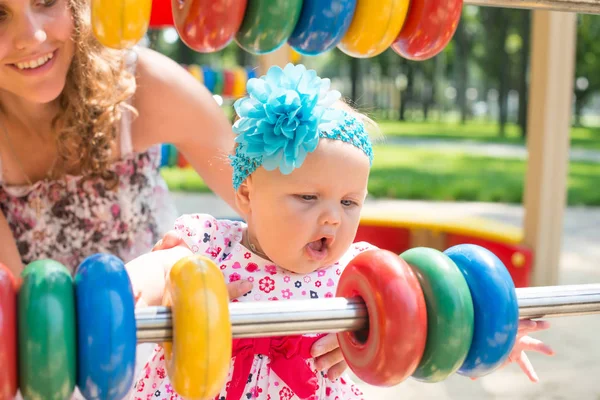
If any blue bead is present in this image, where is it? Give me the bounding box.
[444,244,519,378]
[202,66,216,93]
[75,254,137,400]
[288,0,357,56]
[159,144,169,168]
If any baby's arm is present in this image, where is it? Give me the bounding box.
[126,240,193,308]
[125,214,207,308]
[127,224,253,308]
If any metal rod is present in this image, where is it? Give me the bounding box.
[135,284,600,343]
[464,0,600,14]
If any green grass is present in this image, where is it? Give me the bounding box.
[160,167,212,193]
[376,120,600,150]
[161,145,600,206]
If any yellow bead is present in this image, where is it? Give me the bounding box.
[338,0,410,58]
[91,0,152,49]
[188,65,204,84]
[232,67,248,98]
[163,255,232,399]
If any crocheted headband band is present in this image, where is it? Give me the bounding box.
[229,63,374,190]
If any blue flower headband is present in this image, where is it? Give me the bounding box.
[229,63,373,190]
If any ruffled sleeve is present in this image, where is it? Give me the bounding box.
[172,214,243,263]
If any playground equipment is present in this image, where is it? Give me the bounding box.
[181,64,256,99]
[355,210,533,287]
[93,0,600,56]
[137,0,595,290]
[161,64,252,169]
[1,243,599,399]
[157,64,257,169]
[96,0,464,59]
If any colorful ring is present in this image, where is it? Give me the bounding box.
[164,255,232,398]
[288,0,357,56]
[338,0,410,58]
[444,244,519,378]
[337,249,427,386]
[19,259,77,400]
[75,254,137,400]
[0,264,18,400]
[235,0,304,54]
[391,0,463,60]
[173,0,247,52]
[91,0,152,49]
[401,247,474,382]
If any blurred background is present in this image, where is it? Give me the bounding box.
[149,6,600,207]
[139,6,600,399]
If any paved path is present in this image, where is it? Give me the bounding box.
[384,137,600,163]
[160,194,600,400]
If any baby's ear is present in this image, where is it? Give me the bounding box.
[234,179,252,215]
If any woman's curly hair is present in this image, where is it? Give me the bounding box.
[53,0,137,188]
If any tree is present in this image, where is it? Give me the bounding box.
[574,14,600,126]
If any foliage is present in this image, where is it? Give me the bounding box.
[574,14,600,125]
[161,144,600,206]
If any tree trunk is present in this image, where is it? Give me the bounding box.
[574,94,585,127]
[147,30,160,50]
[454,20,469,124]
[178,40,197,65]
[518,11,531,138]
[236,46,253,67]
[350,57,360,105]
[399,63,413,121]
[498,14,510,137]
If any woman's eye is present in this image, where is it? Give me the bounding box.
[39,0,57,7]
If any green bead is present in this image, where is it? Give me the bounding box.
[401,247,474,382]
[213,70,224,96]
[19,259,76,400]
[168,144,178,168]
[235,0,304,54]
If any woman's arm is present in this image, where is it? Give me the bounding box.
[130,47,239,212]
[0,211,24,277]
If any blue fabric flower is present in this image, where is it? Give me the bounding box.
[232,63,342,174]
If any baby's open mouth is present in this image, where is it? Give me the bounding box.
[305,237,331,261]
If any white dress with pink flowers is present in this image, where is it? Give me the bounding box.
[132,213,375,400]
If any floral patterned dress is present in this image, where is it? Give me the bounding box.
[0,50,178,273]
[132,213,374,400]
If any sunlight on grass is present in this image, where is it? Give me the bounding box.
[160,167,210,193]
[161,144,600,206]
[377,120,600,149]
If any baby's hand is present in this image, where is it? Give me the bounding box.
[128,232,194,308]
[152,230,190,252]
[470,319,554,383]
[311,333,348,381]
[148,230,253,302]
[503,319,555,382]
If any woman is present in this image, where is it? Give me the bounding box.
[0,0,238,277]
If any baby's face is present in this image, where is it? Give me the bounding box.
[244,139,370,274]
